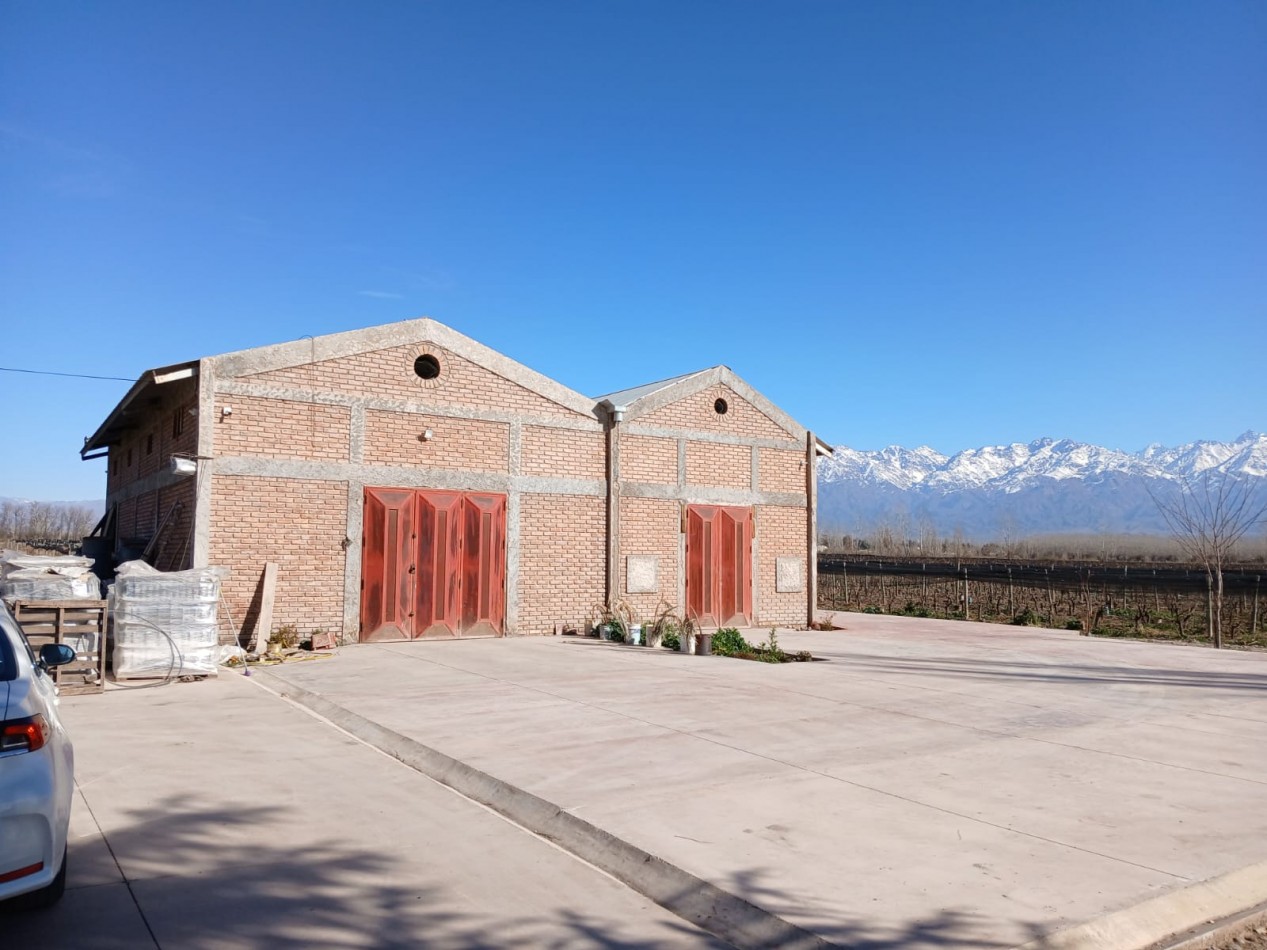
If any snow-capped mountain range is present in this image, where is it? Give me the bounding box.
[817,431,1267,538]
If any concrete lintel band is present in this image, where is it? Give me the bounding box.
[211,456,606,498]
[622,423,803,451]
[105,466,196,508]
[212,379,604,433]
[620,482,805,508]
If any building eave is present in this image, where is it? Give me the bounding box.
[80,361,198,457]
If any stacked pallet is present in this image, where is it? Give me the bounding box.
[9,600,108,695]
[111,561,225,679]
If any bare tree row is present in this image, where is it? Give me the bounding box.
[0,499,99,542]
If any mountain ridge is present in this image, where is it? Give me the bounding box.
[817,431,1267,538]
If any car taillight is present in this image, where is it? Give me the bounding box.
[0,714,50,754]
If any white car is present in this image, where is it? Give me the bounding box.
[0,600,75,909]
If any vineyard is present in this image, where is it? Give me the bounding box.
[818,555,1267,648]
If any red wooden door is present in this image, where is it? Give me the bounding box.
[686,504,753,627]
[415,490,463,638]
[361,487,507,642]
[360,488,417,642]
[460,493,507,636]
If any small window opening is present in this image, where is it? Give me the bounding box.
[146,433,154,455]
[414,354,441,380]
[111,457,118,476]
[172,408,185,438]
[126,447,133,466]
[714,398,729,415]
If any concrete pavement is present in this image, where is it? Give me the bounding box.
[3,669,727,949]
[258,614,1267,949]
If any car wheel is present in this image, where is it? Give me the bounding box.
[6,847,67,911]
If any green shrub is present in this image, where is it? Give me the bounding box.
[712,627,750,656]
[1011,608,1039,626]
[661,628,680,650]
[1064,618,1083,631]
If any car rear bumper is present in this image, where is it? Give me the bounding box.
[0,748,69,902]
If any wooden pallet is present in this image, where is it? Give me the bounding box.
[9,599,108,695]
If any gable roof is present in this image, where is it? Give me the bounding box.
[593,369,711,408]
[81,318,600,455]
[208,317,598,417]
[597,364,833,455]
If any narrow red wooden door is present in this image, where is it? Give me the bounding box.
[360,488,417,642]
[686,506,718,625]
[415,490,463,638]
[716,506,753,625]
[686,504,753,628]
[460,493,507,636]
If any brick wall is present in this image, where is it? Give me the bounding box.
[521,426,604,480]
[686,440,751,489]
[108,394,197,500]
[637,384,787,440]
[759,447,804,494]
[517,493,605,634]
[756,504,807,626]
[214,395,349,462]
[620,434,677,484]
[148,479,196,572]
[239,342,575,416]
[618,496,681,622]
[363,411,510,472]
[209,475,348,642]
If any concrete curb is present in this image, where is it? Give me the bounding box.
[1016,860,1267,950]
[251,670,835,950]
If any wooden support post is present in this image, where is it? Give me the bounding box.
[254,562,278,653]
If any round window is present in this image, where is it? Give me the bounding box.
[714,398,729,415]
[414,354,441,380]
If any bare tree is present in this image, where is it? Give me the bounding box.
[1149,474,1267,648]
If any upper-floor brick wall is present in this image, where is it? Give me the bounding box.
[619,434,677,485]
[233,343,581,418]
[214,394,350,463]
[636,383,790,441]
[107,392,198,499]
[520,425,604,480]
[759,447,805,494]
[363,410,510,472]
[686,440,751,490]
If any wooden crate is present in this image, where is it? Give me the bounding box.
[9,599,108,695]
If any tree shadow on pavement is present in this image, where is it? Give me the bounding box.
[2,797,725,950]
[715,865,1050,950]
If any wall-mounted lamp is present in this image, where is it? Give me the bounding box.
[420,429,434,442]
[169,457,198,477]
[220,406,233,417]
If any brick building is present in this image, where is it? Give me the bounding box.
[81,319,831,643]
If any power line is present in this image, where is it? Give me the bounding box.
[0,366,135,382]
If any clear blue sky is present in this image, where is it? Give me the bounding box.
[2,1,1263,500]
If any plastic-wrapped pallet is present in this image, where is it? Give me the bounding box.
[0,550,100,601]
[111,560,227,678]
